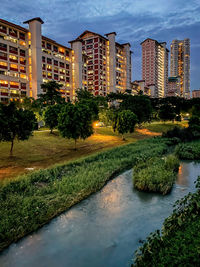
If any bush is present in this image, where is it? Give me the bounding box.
[133,155,179,195]
[162,126,198,142]
[132,175,200,267]
[175,141,200,160]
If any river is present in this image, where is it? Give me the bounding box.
[0,161,200,267]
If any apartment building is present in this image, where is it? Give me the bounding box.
[141,38,169,98]
[69,31,132,96]
[170,39,190,98]
[166,76,181,97]
[131,80,150,96]
[0,17,73,103]
[192,89,200,98]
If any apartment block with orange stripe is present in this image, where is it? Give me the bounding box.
[0,17,74,103]
[0,17,132,103]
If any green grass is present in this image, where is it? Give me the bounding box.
[132,175,200,267]
[133,155,179,195]
[0,126,157,180]
[143,121,186,133]
[175,139,200,160]
[0,137,169,251]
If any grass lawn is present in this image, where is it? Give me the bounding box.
[143,121,187,133]
[0,126,159,180]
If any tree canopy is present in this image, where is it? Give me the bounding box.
[0,102,37,156]
[58,102,93,149]
[44,104,63,133]
[38,81,64,106]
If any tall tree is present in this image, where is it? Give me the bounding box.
[38,81,64,106]
[0,102,37,156]
[58,102,93,150]
[44,104,63,133]
[114,110,138,140]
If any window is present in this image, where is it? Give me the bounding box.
[47,58,52,64]
[54,60,58,66]
[0,52,7,59]
[53,45,58,52]
[9,28,17,37]
[66,64,69,69]
[20,49,25,56]
[54,74,58,80]
[86,39,93,44]
[60,62,64,68]
[66,50,69,56]
[0,25,6,33]
[19,32,25,40]
[47,43,51,50]
[0,43,7,51]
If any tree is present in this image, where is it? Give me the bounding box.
[38,81,64,106]
[0,102,37,156]
[44,104,63,133]
[114,110,138,140]
[58,102,93,150]
[159,103,176,122]
[120,95,152,125]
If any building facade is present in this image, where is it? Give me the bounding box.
[141,38,169,98]
[131,80,150,96]
[170,39,190,98]
[166,76,181,97]
[69,31,132,96]
[0,17,75,103]
[192,89,200,98]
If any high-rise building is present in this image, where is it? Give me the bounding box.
[141,38,169,98]
[192,89,200,98]
[167,76,181,97]
[69,31,132,96]
[170,39,190,98]
[0,17,74,103]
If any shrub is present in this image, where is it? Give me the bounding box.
[133,155,179,195]
[132,175,200,267]
[175,141,200,160]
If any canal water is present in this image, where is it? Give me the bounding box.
[0,161,200,267]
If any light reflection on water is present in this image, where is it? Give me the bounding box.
[0,161,200,267]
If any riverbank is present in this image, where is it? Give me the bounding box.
[0,137,169,251]
[132,173,200,266]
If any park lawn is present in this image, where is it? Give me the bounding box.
[0,126,156,180]
[143,121,187,133]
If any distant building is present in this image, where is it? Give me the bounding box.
[130,80,150,96]
[69,31,132,96]
[192,89,200,98]
[141,38,169,98]
[170,39,190,98]
[167,76,181,97]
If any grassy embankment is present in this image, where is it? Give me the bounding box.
[0,122,182,180]
[0,137,170,251]
[132,139,200,266]
[133,155,180,195]
[132,176,200,266]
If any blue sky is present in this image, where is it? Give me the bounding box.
[2,0,200,90]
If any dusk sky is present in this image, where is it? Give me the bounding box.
[2,0,200,91]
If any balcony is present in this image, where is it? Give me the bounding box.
[47,68,52,71]
[0,83,8,87]
[10,58,18,63]
[0,47,7,52]
[0,92,8,96]
[20,69,26,73]
[10,84,19,89]
[0,55,7,60]
[10,32,17,38]
[9,49,18,55]
[10,67,18,71]
[0,65,7,69]
[0,28,6,34]
[20,61,26,65]
[21,85,26,89]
